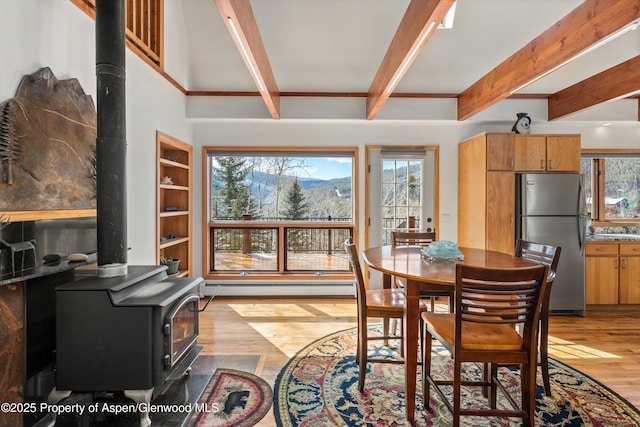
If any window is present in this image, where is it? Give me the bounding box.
[366,147,437,250]
[71,0,163,67]
[203,147,358,280]
[581,151,640,223]
[381,159,426,244]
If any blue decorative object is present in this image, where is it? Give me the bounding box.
[421,240,464,261]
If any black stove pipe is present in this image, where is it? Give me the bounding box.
[95,0,128,276]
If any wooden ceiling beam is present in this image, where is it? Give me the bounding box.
[548,55,640,120]
[457,0,640,121]
[366,0,456,120]
[214,0,280,119]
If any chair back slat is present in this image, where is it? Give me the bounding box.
[455,263,548,349]
[391,231,436,247]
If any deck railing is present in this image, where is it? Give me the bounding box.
[207,219,354,277]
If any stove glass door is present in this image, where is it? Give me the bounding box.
[167,293,199,367]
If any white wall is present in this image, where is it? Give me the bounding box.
[1,1,96,102]
[2,0,192,267]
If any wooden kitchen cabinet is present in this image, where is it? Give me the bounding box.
[156,132,193,277]
[619,243,640,304]
[514,135,546,171]
[585,242,619,305]
[586,242,640,304]
[486,171,515,254]
[459,132,581,256]
[486,133,515,171]
[458,133,515,254]
[515,134,581,172]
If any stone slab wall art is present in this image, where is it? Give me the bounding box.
[0,67,96,214]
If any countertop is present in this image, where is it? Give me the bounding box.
[586,233,640,242]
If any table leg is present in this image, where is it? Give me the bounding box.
[404,280,420,422]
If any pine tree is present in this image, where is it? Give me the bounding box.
[211,156,252,219]
[282,177,308,219]
[282,177,309,251]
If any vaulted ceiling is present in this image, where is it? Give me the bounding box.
[181,0,640,121]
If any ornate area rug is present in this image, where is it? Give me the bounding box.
[187,368,273,427]
[274,326,640,426]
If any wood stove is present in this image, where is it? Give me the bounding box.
[51,265,204,425]
[35,2,208,426]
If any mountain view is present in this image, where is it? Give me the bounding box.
[210,155,422,222]
[210,156,353,221]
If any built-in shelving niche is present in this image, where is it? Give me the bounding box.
[156,131,193,277]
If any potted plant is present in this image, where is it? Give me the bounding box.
[160,255,180,275]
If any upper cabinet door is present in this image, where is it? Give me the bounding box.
[514,135,581,172]
[546,135,581,172]
[486,133,514,171]
[515,135,546,171]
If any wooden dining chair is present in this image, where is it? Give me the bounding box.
[422,263,548,427]
[476,239,561,397]
[391,231,454,313]
[515,239,561,397]
[344,237,427,392]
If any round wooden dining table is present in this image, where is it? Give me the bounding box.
[361,245,540,422]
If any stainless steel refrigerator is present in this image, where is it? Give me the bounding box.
[516,173,588,316]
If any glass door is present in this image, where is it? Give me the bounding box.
[366,147,437,288]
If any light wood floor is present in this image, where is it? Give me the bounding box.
[198,298,640,425]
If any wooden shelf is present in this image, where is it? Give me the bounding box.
[159,158,189,169]
[159,210,189,217]
[157,131,193,276]
[160,184,189,191]
[159,236,190,249]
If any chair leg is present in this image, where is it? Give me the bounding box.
[357,321,367,392]
[482,362,490,399]
[422,325,433,408]
[521,359,537,427]
[489,363,498,409]
[453,358,462,426]
[355,323,360,366]
[540,304,552,396]
[399,318,404,357]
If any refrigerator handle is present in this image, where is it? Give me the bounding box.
[578,178,587,250]
[578,177,588,217]
[578,216,586,250]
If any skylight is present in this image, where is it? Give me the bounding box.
[439,1,457,29]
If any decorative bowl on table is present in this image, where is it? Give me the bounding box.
[421,241,464,261]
